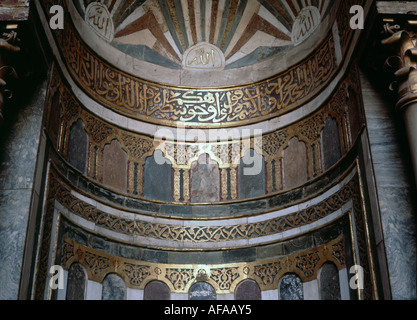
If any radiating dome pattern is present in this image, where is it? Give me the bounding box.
[72,0,335,69]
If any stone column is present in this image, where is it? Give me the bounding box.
[382,20,417,187]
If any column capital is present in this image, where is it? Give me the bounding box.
[380,10,417,110]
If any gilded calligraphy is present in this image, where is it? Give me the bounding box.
[54,10,337,127]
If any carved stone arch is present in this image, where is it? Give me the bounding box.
[278,273,304,300]
[144,280,171,300]
[235,279,262,300]
[102,272,126,300]
[66,262,88,300]
[296,112,327,145]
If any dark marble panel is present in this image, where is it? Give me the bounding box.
[66,263,87,300]
[283,137,308,189]
[88,236,114,254]
[223,248,256,263]
[238,149,265,199]
[228,199,268,215]
[63,224,88,247]
[144,281,171,300]
[256,242,285,260]
[141,249,169,264]
[267,187,304,208]
[312,218,345,246]
[361,70,417,300]
[144,150,172,202]
[319,262,341,300]
[67,119,88,174]
[124,197,160,212]
[378,187,417,300]
[189,282,216,300]
[47,90,61,148]
[279,274,303,300]
[0,81,46,190]
[102,274,126,300]
[321,117,341,170]
[190,204,234,217]
[102,140,128,193]
[78,176,89,192]
[168,251,224,265]
[160,204,192,216]
[0,189,31,300]
[235,280,261,300]
[282,234,314,255]
[118,245,144,261]
[62,219,170,263]
[347,87,361,144]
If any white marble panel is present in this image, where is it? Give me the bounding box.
[56,270,68,300]
[303,279,320,300]
[339,268,351,300]
[217,293,235,300]
[86,280,103,300]
[171,292,189,300]
[261,289,278,300]
[127,287,144,300]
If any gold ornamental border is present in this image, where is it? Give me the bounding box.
[48,163,359,246]
[41,0,341,128]
[59,236,346,294]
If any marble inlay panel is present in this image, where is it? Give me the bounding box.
[238,149,265,199]
[144,280,171,300]
[0,82,46,190]
[102,140,128,193]
[318,262,341,300]
[66,263,87,300]
[102,273,126,300]
[282,137,308,189]
[67,119,89,174]
[0,189,32,300]
[279,274,303,300]
[360,70,417,300]
[321,117,341,170]
[190,154,220,203]
[189,282,217,300]
[378,187,417,300]
[144,151,173,202]
[235,279,262,300]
